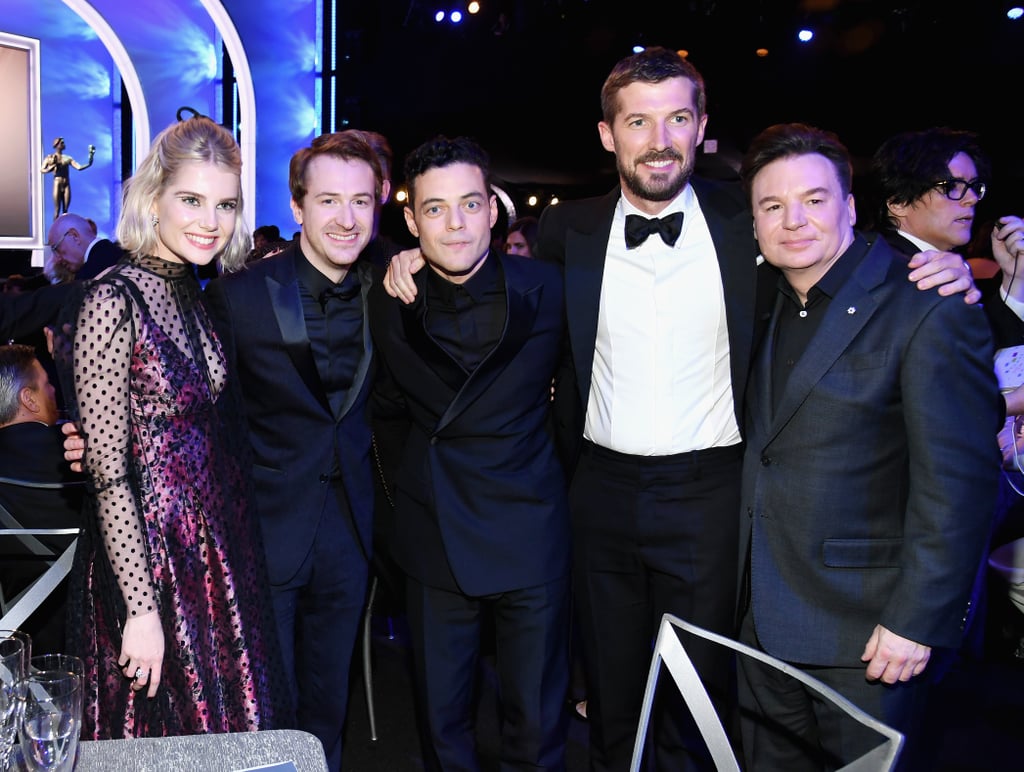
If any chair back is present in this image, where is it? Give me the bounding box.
[630,613,904,772]
[0,477,82,630]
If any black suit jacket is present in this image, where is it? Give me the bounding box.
[535,179,773,470]
[204,245,376,585]
[0,284,74,342]
[368,253,570,596]
[881,229,1024,351]
[76,238,124,280]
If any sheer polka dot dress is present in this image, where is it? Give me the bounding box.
[66,254,290,739]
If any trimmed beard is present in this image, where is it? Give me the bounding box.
[618,152,694,203]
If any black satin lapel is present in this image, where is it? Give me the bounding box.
[565,225,610,409]
[337,261,375,420]
[266,274,332,415]
[437,280,541,432]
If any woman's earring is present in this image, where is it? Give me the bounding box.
[151,214,159,227]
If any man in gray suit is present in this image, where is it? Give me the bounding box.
[736,123,1002,771]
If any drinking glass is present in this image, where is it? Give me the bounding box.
[0,635,28,771]
[26,658,81,680]
[18,671,81,772]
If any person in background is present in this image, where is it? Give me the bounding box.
[504,215,539,257]
[0,343,83,654]
[56,115,291,739]
[869,127,1024,350]
[45,212,123,283]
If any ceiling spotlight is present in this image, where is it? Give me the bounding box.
[435,10,446,22]
[632,44,645,54]
[468,1,481,13]
[797,28,814,42]
[451,10,463,23]
[755,47,769,57]
[527,195,539,207]
[395,189,408,203]
[1008,7,1024,20]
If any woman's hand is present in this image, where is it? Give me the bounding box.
[119,610,164,698]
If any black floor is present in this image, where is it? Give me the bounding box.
[341,584,1024,772]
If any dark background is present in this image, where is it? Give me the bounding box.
[331,0,1023,227]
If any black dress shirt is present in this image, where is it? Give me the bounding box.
[424,253,506,374]
[772,238,868,414]
[295,251,364,417]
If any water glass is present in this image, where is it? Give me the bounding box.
[1,635,28,771]
[27,658,82,680]
[18,671,81,772]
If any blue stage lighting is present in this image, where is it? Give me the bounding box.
[435,10,446,22]
[797,28,814,42]
[1008,7,1023,20]
[451,10,463,23]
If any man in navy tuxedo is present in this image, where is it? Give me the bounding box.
[369,136,570,771]
[204,131,383,771]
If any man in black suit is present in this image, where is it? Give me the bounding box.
[736,122,1001,771]
[0,344,83,652]
[369,136,570,771]
[204,132,383,772]
[45,212,123,282]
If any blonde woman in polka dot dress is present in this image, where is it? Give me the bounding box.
[57,116,291,738]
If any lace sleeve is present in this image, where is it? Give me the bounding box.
[74,280,157,617]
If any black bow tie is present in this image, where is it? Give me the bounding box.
[319,280,360,309]
[625,212,684,249]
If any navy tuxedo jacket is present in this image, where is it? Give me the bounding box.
[204,245,376,585]
[535,178,772,472]
[740,234,1002,666]
[368,253,570,596]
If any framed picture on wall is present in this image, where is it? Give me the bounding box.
[0,30,42,250]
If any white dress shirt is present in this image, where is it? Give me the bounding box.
[584,185,742,455]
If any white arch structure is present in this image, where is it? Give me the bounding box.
[61,0,256,230]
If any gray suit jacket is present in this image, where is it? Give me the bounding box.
[740,233,1002,666]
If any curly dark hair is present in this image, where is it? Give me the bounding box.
[403,136,491,207]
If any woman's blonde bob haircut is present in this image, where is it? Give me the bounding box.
[117,116,250,273]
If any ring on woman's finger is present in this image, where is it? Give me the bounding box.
[133,666,144,680]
